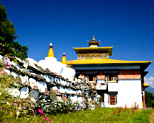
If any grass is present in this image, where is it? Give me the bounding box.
[1,107,153,123]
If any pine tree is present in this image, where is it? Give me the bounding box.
[145,91,154,108]
[0,2,28,59]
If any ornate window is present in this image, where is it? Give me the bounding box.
[84,71,98,82]
[110,95,116,105]
[104,71,118,83]
[106,75,118,82]
[109,92,117,105]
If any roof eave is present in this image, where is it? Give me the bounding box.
[67,60,152,66]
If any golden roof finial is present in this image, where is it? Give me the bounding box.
[47,43,54,57]
[92,35,96,42]
[88,35,100,47]
[61,52,67,64]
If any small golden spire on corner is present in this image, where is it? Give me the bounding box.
[47,43,54,57]
[61,52,67,64]
[92,35,96,42]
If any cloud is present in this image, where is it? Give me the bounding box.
[145,76,154,88]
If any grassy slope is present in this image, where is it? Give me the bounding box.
[3,107,153,123]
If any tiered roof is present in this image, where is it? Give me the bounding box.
[67,36,152,71]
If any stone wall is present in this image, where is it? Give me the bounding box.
[0,54,100,112]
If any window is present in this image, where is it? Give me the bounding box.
[106,75,118,82]
[104,71,118,83]
[109,92,117,105]
[83,71,98,82]
[89,75,93,81]
[85,75,96,81]
[110,96,116,105]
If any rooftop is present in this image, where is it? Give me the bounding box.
[67,58,152,65]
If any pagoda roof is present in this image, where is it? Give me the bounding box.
[88,35,100,46]
[88,41,100,46]
[67,58,152,65]
[73,46,113,56]
[67,59,152,70]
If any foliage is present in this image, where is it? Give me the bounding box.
[37,108,50,122]
[0,2,28,59]
[0,68,35,122]
[145,91,154,108]
[36,97,86,115]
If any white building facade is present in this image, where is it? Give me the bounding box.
[67,36,152,108]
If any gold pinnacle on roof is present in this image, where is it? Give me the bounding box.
[61,52,67,64]
[47,43,54,57]
[88,35,100,47]
[92,35,96,42]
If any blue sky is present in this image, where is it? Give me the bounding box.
[1,0,154,78]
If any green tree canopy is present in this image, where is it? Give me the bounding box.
[145,91,154,108]
[0,2,28,59]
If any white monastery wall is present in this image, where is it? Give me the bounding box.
[117,79,142,108]
[104,79,142,108]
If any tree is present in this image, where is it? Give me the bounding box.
[145,91,154,108]
[0,2,28,59]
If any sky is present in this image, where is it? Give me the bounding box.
[1,0,154,83]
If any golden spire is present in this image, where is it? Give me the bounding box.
[61,52,67,64]
[92,35,96,42]
[47,43,54,57]
[88,35,100,47]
